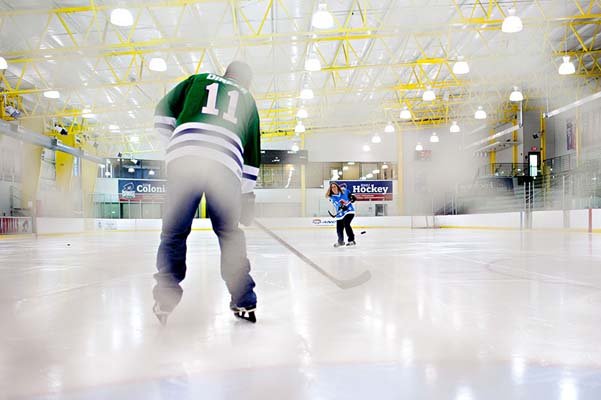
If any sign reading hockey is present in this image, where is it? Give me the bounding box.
[118,179,167,201]
[329,180,393,201]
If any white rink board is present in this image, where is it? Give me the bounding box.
[23,211,601,235]
[532,210,565,229]
[435,212,522,229]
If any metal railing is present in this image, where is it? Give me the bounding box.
[0,216,33,235]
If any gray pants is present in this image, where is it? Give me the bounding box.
[154,157,257,312]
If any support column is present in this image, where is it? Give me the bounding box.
[512,117,518,166]
[540,112,546,169]
[576,107,581,167]
[396,128,404,215]
[20,118,44,216]
[301,132,306,217]
[54,134,75,193]
[81,157,98,218]
[489,128,496,175]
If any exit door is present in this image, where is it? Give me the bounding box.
[528,152,540,177]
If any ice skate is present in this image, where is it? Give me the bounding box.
[333,241,345,248]
[346,240,356,246]
[153,302,170,326]
[231,304,257,323]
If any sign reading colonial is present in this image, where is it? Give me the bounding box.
[118,179,167,201]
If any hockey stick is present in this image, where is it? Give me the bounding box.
[254,219,372,289]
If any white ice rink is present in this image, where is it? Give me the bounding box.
[2,224,601,399]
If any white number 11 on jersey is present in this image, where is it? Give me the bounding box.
[201,83,239,124]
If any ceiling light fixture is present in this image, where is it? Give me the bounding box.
[304,57,321,72]
[291,142,300,152]
[300,88,314,100]
[502,8,523,33]
[558,56,576,75]
[0,56,7,70]
[400,106,412,120]
[149,170,156,176]
[371,134,382,144]
[43,90,60,99]
[110,8,134,27]
[509,86,524,102]
[423,86,436,101]
[415,143,423,151]
[296,108,308,119]
[311,3,334,29]
[475,106,487,120]
[430,132,439,143]
[362,144,371,152]
[149,57,167,72]
[384,122,395,133]
[452,56,470,75]
[450,121,460,133]
[294,121,306,133]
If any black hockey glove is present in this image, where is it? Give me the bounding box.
[240,192,256,227]
[349,194,357,203]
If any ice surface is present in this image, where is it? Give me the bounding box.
[2,224,601,399]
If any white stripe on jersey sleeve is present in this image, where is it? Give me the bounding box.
[154,115,176,128]
[241,178,257,194]
[242,165,259,178]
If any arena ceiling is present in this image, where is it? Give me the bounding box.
[0,0,600,155]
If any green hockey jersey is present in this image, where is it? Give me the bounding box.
[154,73,261,193]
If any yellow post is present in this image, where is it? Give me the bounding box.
[53,134,75,193]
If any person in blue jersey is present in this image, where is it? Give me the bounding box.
[326,182,357,247]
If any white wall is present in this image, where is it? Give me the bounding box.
[263,131,398,163]
[436,212,522,229]
[402,127,476,214]
[0,181,18,214]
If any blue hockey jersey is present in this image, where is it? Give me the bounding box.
[329,188,356,220]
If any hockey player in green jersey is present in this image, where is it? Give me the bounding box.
[152,61,260,324]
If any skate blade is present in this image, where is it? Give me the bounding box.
[234,310,256,323]
[155,313,168,325]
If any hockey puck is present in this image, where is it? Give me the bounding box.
[360,231,366,234]
[67,243,71,247]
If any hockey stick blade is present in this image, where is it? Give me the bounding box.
[333,270,372,289]
[254,219,371,290]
